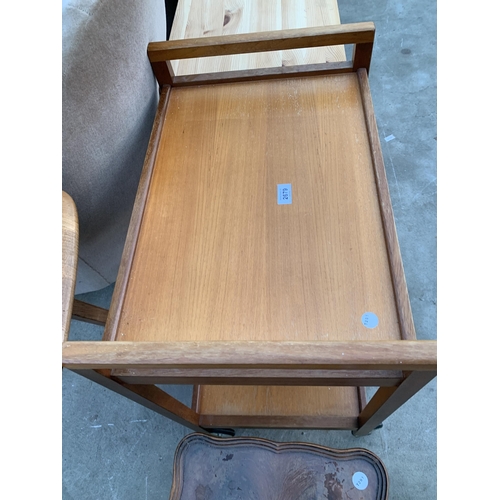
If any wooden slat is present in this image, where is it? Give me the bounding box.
[62,191,78,343]
[199,414,359,430]
[62,340,437,371]
[71,299,108,326]
[102,86,171,341]
[153,19,373,85]
[170,60,353,86]
[148,23,374,62]
[357,68,417,340]
[111,368,404,386]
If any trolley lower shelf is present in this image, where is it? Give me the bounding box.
[195,385,365,430]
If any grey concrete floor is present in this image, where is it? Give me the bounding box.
[62,0,436,498]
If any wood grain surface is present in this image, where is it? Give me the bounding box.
[103,86,171,341]
[62,340,437,371]
[71,299,108,326]
[169,0,347,75]
[357,68,416,340]
[196,385,360,418]
[117,74,401,343]
[149,22,374,86]
[151,23,373,62]
[162,60,353,87]
[110,367,404,386]
[62,191,78,342]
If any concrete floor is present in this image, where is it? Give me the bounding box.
[62,0,436,498]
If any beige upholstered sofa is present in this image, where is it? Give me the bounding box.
[62,0,169,293]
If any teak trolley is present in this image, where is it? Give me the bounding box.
[62,23,437,437]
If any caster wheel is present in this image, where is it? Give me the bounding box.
[204,427,236,437]
[351,424,383,437]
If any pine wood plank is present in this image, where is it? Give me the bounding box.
[281,0,345,66]
[221,0,282,72]
[322,0,346,63]
[247,0,283,71]
[282,0,315,66]
[186,0,225,75]
[169,0,347,76]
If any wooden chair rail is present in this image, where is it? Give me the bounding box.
[62,340,436,372]
[147,22,375,86]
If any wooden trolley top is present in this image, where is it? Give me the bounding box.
[116,73,403,344]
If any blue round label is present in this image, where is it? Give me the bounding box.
[361,312,379,329]
[352,471,369,490]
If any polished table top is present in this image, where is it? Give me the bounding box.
[116,74,401,345]
[170,433,388,499]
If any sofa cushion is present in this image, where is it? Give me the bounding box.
[62,0,166,293]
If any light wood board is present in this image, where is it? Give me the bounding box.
[62,191,78,342]
[117,74,401,343]
[196,385,359,417]
[170,0,346,75]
